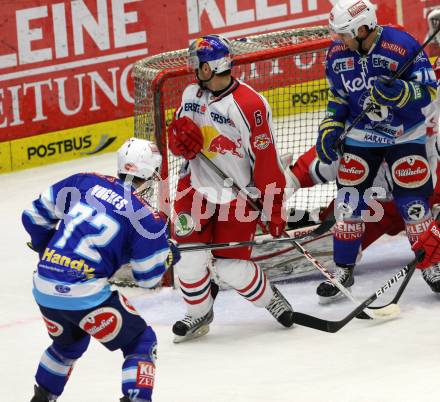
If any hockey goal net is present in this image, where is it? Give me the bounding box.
[132,26,334,215]
[112,26,336,287]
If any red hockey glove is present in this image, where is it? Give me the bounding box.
[168,117,203,160]
[411,221,440,269]
[267,202,286,238]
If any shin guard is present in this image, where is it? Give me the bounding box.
[215,259,273,307]
[35,336,90,397]
[121,327,157,402]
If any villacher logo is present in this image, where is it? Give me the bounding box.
[391,155,430,189]
[79,307,122,343]
[337,153,369,186]
[42,316,64,337]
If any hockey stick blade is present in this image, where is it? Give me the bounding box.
[293,257,418,333]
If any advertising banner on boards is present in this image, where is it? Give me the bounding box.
[0,0,437,172]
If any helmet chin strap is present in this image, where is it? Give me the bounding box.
[354,28,373,55]
[196,69,215,89]
[135,179,154,202]
[355,37,368,55]
[134,169,162,202]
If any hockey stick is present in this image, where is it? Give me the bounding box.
[177,215,334,252]
[367,265,413,311]
[293,250,422,333]
[367,207,440,312]
[197,153,387,318]
[335,23,440,151]
[251,204,336,261]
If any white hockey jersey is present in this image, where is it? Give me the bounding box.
[173,79,286,204]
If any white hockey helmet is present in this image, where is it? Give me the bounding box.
[117,137,162,180]
[329,0,377,38]
[427,7,440,45]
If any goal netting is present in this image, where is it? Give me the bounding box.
[112,26,336,287]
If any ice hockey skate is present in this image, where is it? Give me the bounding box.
[265,285,294,327]
[172,308,214,343]
[30,385,56,402]
[316,264,354,304]
[172,281,218,343]
[422,263,440,293]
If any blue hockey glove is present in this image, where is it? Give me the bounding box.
[165,239,181,270]
[316,117,345,165]
[370,76,412,109]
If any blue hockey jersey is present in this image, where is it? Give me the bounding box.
[22,173,170,310]
[325,25,437,147]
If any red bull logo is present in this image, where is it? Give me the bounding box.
[253,134,270,150]
[208,135,243,158]
[195,38,213,50]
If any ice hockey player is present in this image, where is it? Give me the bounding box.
[22,138,180,402]
[286,39,440,296]
[167,34,294,342]
[427,6,440,57]
[287,138,440,295]
[313,0,438,302]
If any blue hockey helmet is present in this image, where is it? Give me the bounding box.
[188,34,233,74]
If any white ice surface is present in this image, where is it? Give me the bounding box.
[1,153,439,402]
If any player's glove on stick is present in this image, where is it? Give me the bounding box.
[168,116,203,160]
[165,239,181,270]
[411,221,440,269]
[370,76,414,109]
[316,117,344,165]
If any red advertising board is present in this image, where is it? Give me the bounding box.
[0,0,438,172]
[0,0,149,142]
